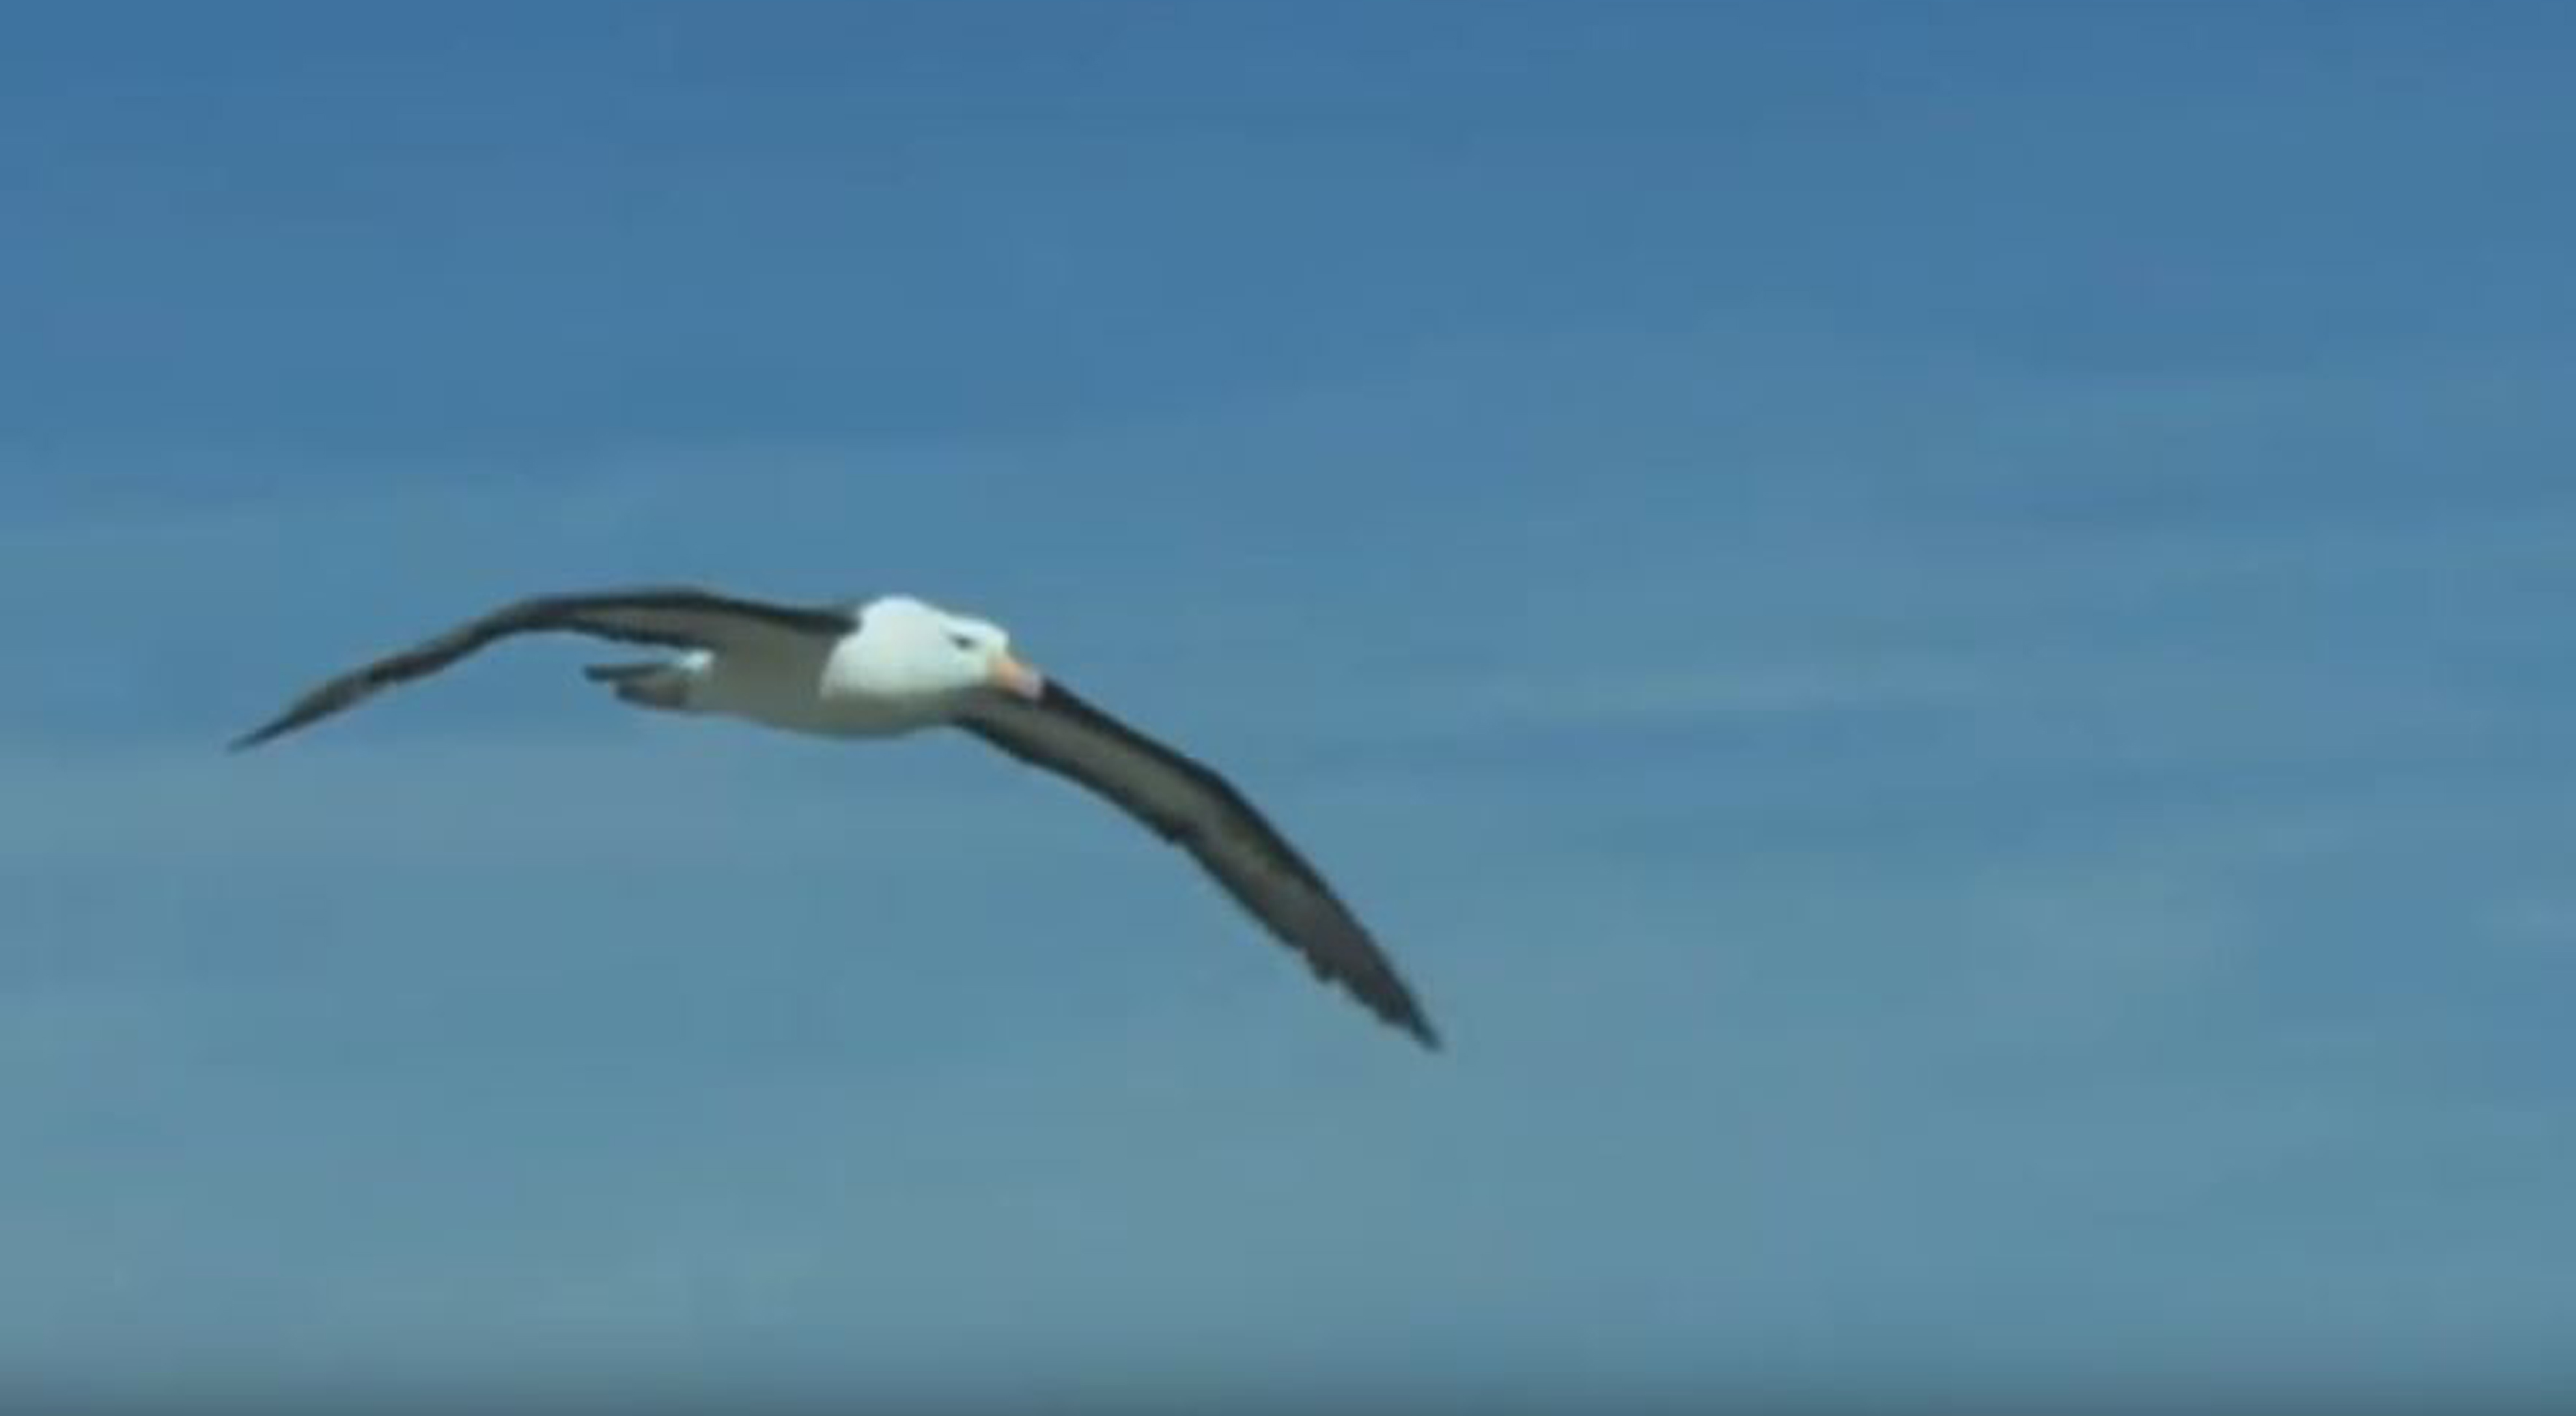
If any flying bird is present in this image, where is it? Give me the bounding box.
[229,586,1440,1049]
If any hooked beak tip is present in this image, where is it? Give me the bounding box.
[990,652,1046,700]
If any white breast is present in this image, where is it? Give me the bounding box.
[692,644,948,739]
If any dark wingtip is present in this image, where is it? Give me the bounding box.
[228,688,349,752]
[1373,987,1443,1052]
[227,713,298,752]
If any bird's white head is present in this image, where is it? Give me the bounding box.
[839,595,1046,702]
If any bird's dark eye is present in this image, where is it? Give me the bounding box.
[949,633,975,651]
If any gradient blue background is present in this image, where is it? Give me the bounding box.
[7,3,2574,1408]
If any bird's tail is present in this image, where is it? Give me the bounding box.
[583,660,692,711]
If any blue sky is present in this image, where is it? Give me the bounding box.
[7,3,2576,1407]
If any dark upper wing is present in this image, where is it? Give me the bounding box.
[957,681,1440,1050]
[229,586,854,750]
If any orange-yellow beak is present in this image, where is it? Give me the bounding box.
[987,650,1046,700]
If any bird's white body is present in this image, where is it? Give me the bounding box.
[653,645,932,738]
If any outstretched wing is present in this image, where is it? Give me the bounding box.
[957,681,1441,1049]
[230,586,854,750]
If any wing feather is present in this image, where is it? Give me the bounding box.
[230,586,853,750]
[958,682,1440,1049]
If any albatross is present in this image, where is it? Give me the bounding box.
[229,586,1440,1049]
